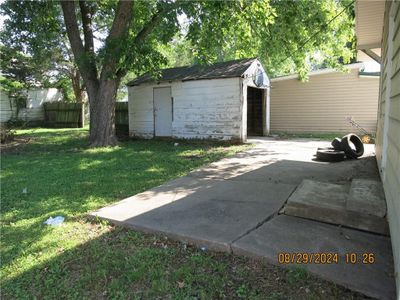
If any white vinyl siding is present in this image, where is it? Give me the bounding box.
[356,1,386,49]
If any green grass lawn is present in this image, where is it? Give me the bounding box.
[1,128,365,299]
[271,132,342,141]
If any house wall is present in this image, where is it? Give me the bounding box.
[355,0,385,49]
[0,91,15,123]
[270,68,379,134]
[128,77,242,140]
[375,1,400,293]
[0,88,62,124]
[19,89,62,122]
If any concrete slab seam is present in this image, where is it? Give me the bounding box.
[228,185,299,252]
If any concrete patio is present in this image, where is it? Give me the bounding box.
[91,137,395,299]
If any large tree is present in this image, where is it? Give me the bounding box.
[0,1,85,102]
[57,0,271,146]
[1,0,354,146]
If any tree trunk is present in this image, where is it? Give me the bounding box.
[60,0,140,147]
[70,69,83,102]
[88,78,120,147]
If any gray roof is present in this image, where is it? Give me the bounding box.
[127,58,257,86]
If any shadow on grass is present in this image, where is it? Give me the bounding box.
[1,223,367,300]
[1,129,247,276]
[1,129,388,299]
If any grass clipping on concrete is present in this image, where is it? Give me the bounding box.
[1,128,365,299]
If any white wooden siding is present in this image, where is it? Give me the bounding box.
[128,78,242,140]
[375,1,400,293]
[270,68,379,133]
[128,85,154,138]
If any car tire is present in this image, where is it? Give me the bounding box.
[316,149,346,162]
[317,147,335,151]
[331,138,342,150]
[341,134,364,159]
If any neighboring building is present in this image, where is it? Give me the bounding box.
[270,63,379,134]
[0,90,14,123]
[0,88,62,124]
[356,0,400,296]
[127,58,270,142]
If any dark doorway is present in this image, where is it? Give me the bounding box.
[247,87,263,136]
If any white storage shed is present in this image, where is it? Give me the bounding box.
[127,58,270,142]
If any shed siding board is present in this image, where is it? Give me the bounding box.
[270,68,379,133]
[128,85,154,138]
[173,78,241,140]
[128,78,242,140]
[375,1,400,294]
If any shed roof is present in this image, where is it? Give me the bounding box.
[127,58,257,86]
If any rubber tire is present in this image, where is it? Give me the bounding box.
[331,138,342,150]
[341,134,364,159]
[316,149,345,162]
[317,147,335,151]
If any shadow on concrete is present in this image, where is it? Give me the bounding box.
[92,146,395,299]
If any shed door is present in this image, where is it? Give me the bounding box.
[247,87,263,136]
[154,87,172,137]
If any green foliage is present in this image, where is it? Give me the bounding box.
[0,75,25,93]
[183,0,356,78]
[1,0,355,92]
[0,45,38,86]
[183,1,275,63]
[116,0,355,78]
[0,1,83,101]
[158,33,195,68]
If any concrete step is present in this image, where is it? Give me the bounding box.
[347,179,386,217]
[283,179,389,235]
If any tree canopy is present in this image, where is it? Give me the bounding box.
[0,1,84,101]
[179,0,355,78]
[0,0,355,145]
[1,0,355,80]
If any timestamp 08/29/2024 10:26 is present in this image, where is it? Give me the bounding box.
[277,252,376,265]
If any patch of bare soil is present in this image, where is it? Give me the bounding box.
[0,136,31,153]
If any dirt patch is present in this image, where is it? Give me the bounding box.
[0,136,32,153]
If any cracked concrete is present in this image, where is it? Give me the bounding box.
[90,137,395,299]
